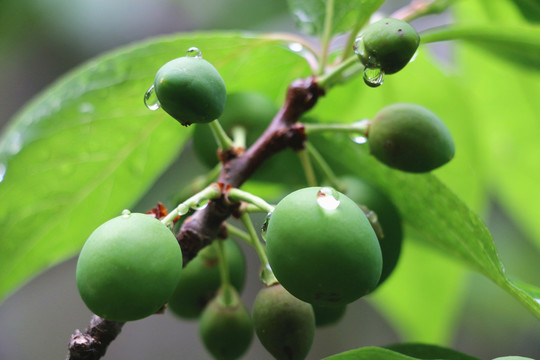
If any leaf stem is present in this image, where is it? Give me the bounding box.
[305,143,344,192]
[317,0,335,75]
[162,183,221,225]
[227,188,275,213]
[215,239,235,306]
[231,125,247,148]
[297,149,318,187]
[226,223,253,245]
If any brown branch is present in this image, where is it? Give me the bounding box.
[66,76,323,360]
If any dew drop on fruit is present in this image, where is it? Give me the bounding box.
[186,47,202,59]
[363,67,384,88]
[261,212,272,242]
[317,187,341,210]
[192,198,209,211]
[121,209,131,218]
[349,119,370,144]
[144,84,161,110]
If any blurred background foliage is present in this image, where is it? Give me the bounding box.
[0,0,538,359]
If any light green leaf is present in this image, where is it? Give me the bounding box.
[287,0,384,37]
[386,343,481,360]
[421,24,540,70]
[312,133,540,318]
[0,32,311,303]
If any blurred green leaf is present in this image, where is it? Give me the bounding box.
[286,0,384,37]
[421,24,540,71]
[386,343,481,360]
[312,133,540,318]
[323,345,479,360]
[0,32,311,303]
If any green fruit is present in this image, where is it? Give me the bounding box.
[312,304,347,327]
[76,213,182,321]
[265,187,382,306]
[252,284,315,360]
[342,177,403,286]
[356,18,420,74]
[367,103,455,173]
[168,239,246,319]
[154,56,226,126]
[192,92,277,167]
[199,288,253,360]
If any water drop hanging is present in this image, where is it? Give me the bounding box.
[316,187,341,210]
[176,203,190,216]
[186,47,202,58]
[144,84,160,110]
[363,67,385,88]
[349,119,370,144]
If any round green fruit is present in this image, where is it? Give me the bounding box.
[199,288,253,360]
[265,187,382,306]
[154,56,226,126]
[168,239,246,319]
[312,304,347,327]
[356,18,420,74]
[76,213,182,321]
[342,177,403,286]
[367,103,455,173]
[252,284,315,360]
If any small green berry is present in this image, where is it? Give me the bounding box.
[367,103,455,173]
[356,18,420,74]
[76,213,182,321]
[265,187,382,306]
[252,284,315,360]
[154,56,226,126]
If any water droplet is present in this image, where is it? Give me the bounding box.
[122,209,131,218]
[78,102,95,114]
[144,84,160,111]
[177,203,190,216]
[317,187,341,210]
[353,36,366,59]
[288,42,303,53]
[191,198,209,211]
[363,67,384,88]
[186,47,202,58]
[349,119,370,144]
[0,163,6,183]
[261,212,272,242]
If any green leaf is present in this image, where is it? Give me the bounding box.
[421,24,540,71]
[0,32,311,303]
[386,343,481,360]
[286,0,384,37]
[312,133,540,318]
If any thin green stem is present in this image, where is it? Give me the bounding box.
[317,0,335,75]
[239,212,277,286]
[173,163,221,204]
[231,125,247,148]
[162,183,221,225]
[215,239,234,306]
[317,55,362,90]
[304,121,370,135]
[227,188,275,213]
[209,119,234,150]
[297,149,318,187]
[305,143,345,192]
[226,223,253,245]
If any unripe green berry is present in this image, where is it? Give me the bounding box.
[154,56,226,126]
[356,18,420,74]
[76,213,182,321]
[312,304,347,327]
[252,284,315,360]
[265,187,382,306]
[367,103,455,173]
[199,288,253,360]
[168,239,246,319]
[342,177,403,286]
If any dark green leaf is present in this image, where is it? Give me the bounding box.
[287,0,384,37]
[421,24,540,71]
[386,343,481,360]
[0,32,311,303]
